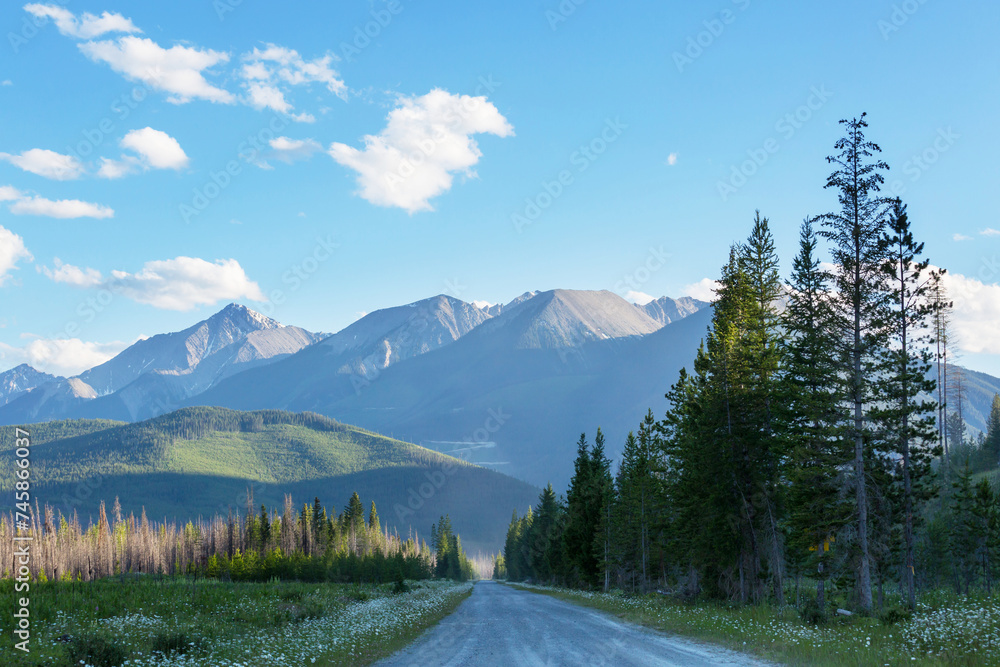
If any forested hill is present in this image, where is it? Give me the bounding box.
[0,407,539,554]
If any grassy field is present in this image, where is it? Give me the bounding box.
[0,577,472,666]
[507,583,1000,666]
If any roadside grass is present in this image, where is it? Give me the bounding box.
[0,576,472,666]
[506,582,1000,666]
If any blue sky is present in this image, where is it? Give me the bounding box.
[1,0,999,377]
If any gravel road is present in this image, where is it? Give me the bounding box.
[376,580,773,666]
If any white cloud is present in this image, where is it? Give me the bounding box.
[0,185,22,201]
[121,127,188,169]
[666,153,678,166]
[0,337,130,377]
[1,80,11,86]
[265,136,322,165]
[39,258,102,287]
[0,148,84,180]
[981,228,1000,237]
[8,195,113,219]
[96,155,141,179]
[626,290,656,305]
[329,88,514,213]
[940,269,1000,355]
[683,278,721,302]
[107,256,264,310]
[953,233,973,242]
[0,225,32,286]
[239,44,344,120]
[79,36,234,104]
[97,127,189,178]
[23,4,140,39]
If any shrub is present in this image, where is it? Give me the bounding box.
[151,630,203,655]
[798,598,826,625]
[878,606,913,626]
[279,589,304,602]
[392,576,411,594]
[66,634,129,667]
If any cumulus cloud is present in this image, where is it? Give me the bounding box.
[23,4,140,39]
[981,228,1000,237]
[39,258,102,287]
[0,186,22,201]
[79,36,234,104]
[107,256,264,310]
[7,194,113,219]
[0,225,33,286]
[666,153,678,166]
[953,233,973,242]
[0,337,130,377]
[626,290,656,305]
[239,44,345,120]
[940,269,1000,355]
[0,148,84,180]
[121,127,189,169]
[99,127,189,178]
[329,88,514,213]
[682,278,721,302]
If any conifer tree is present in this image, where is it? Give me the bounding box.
[816,113,892,612]
[872,198,941,610]
[782,218,851,613]
[986,395,1000,466]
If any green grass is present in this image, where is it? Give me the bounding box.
[0,577,472,666]
[506,583,1000,666]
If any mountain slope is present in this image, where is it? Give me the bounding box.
[191,294,493,412]
[0,304,322,424]
[192,289,706,488]
[639,296,710,326]
[0,364,61,406]
[466,289,662,349]
[0,407,538,553]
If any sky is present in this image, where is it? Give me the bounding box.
[1,0,999,378]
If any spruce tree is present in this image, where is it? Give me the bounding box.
[986,395,1000,466]
[563,433,595,585]
[782,218,851,613]
[816,113,891,612]
[871,198,942,610]
[528,483,563,582]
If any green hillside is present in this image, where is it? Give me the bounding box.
[0,407,539,553]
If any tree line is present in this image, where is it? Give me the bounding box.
[2,490,475,584]
[499,114,1000,617]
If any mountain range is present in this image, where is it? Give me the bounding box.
[4,289,997,491]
